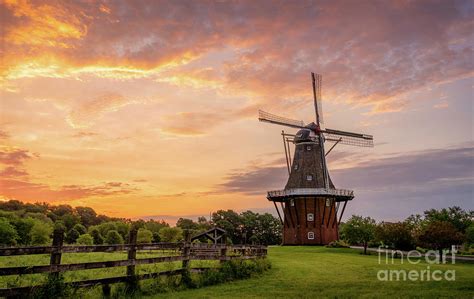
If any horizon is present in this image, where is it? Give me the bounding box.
[1,1,473,224]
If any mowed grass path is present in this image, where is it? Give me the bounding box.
[155,246,474,298]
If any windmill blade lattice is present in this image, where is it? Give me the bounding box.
[324,128,374,147]
[258,110,305,129]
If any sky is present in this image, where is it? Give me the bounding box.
[0,0,473,224]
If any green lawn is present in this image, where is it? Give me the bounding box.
[1,246,473,298]
[153,246,474,298]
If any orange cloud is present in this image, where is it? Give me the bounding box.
[0,178,137,202]
[0,147,36,165]
[67,93,131,128]
[2,0,87,48]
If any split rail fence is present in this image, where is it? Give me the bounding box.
[0,229,267,297]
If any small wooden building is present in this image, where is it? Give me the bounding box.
[191,227,227,244]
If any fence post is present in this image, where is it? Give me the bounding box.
[126,228,138,291]
[220,244,227,263]
[50,227,64,279]
[182,232,191,269]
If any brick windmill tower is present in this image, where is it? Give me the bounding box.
[258,73,374,245]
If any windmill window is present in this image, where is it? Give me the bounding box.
[326,198,331,206]
[290,199,295,206]
[306,175,313,181]
[308,232,315,240]
[307,213,314,221]
[294,164,299,170]
[306,145,312,151]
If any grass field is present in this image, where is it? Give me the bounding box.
[157,246,474,299]
[1,246,473,298]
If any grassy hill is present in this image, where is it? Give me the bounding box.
[153,246,474,298]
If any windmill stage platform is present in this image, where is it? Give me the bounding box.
[267,188,354,202]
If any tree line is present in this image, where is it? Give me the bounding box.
[340,206,474,255]
[0,200,282,247]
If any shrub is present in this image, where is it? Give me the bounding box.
[11,217,35,245]
[65,228,80,244]
[30,221,53,245]
[137,228,153,243]
[197,258,270,288]
[466,224,474,245]
[72,223,87,235]
[375,222,415,251]
[105,230,124,244]
[152,232,161,243]
[159,227,183,242]
[0,217,18,246]
[33,274,70,299]
[88,227,104,244]
[326,240,350,248]
[76,234,94,245]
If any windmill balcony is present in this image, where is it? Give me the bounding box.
[267,188,354,202]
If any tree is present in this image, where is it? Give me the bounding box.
[30,221,53,245]
[197,216,211,230]
[73,223,87,235]
[50,205,74,217]
[424,206,473,233]
[159,227,183,242]
[375,222,415,251]
[66,228,80,244]
[0,218,18,246]
[76,234,94,245]
[61,213,80,231]
[11,217,35,245]
[254,213,282,245]
[75,207,98,227]
[176,218,198,231]
[418,221,464,256]
[144,219,169,234]
[105,230,124,244]
[88,227,104,244]
[152,232,161,243]
[212,210,242,244]
[137,228,153,243]
[466,224,474,246]
[341,215,376,254]
[97,222,118,238]
[114,221,130,240]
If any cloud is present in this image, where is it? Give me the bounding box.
[0,178,137,202]
[1,1,472,115]
[161,112,228,136]
[331,145,474,190]
[2,0,87,48]
[0,147,36,165]
[161,104,259,136]
[0,166,28,177]
[0,130,10,139]
[433,101,449,109]
[218,144,474,219]
[66,93,136,128]
[218,157,288,195]
[71,131,99,138]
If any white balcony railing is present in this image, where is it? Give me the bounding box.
[267,188,354,198]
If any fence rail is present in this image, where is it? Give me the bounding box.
[0,229,267,297]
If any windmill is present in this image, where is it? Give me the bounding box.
[258,73,374,245]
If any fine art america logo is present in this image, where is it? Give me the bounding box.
[377,246,457,281]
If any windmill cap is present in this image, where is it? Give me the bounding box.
[294,123,318,143]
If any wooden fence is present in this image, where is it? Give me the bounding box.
[0,229,267,297]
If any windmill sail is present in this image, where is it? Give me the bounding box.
[312,73,324,126]
[258,110,305,129]
[323,128,374,147]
